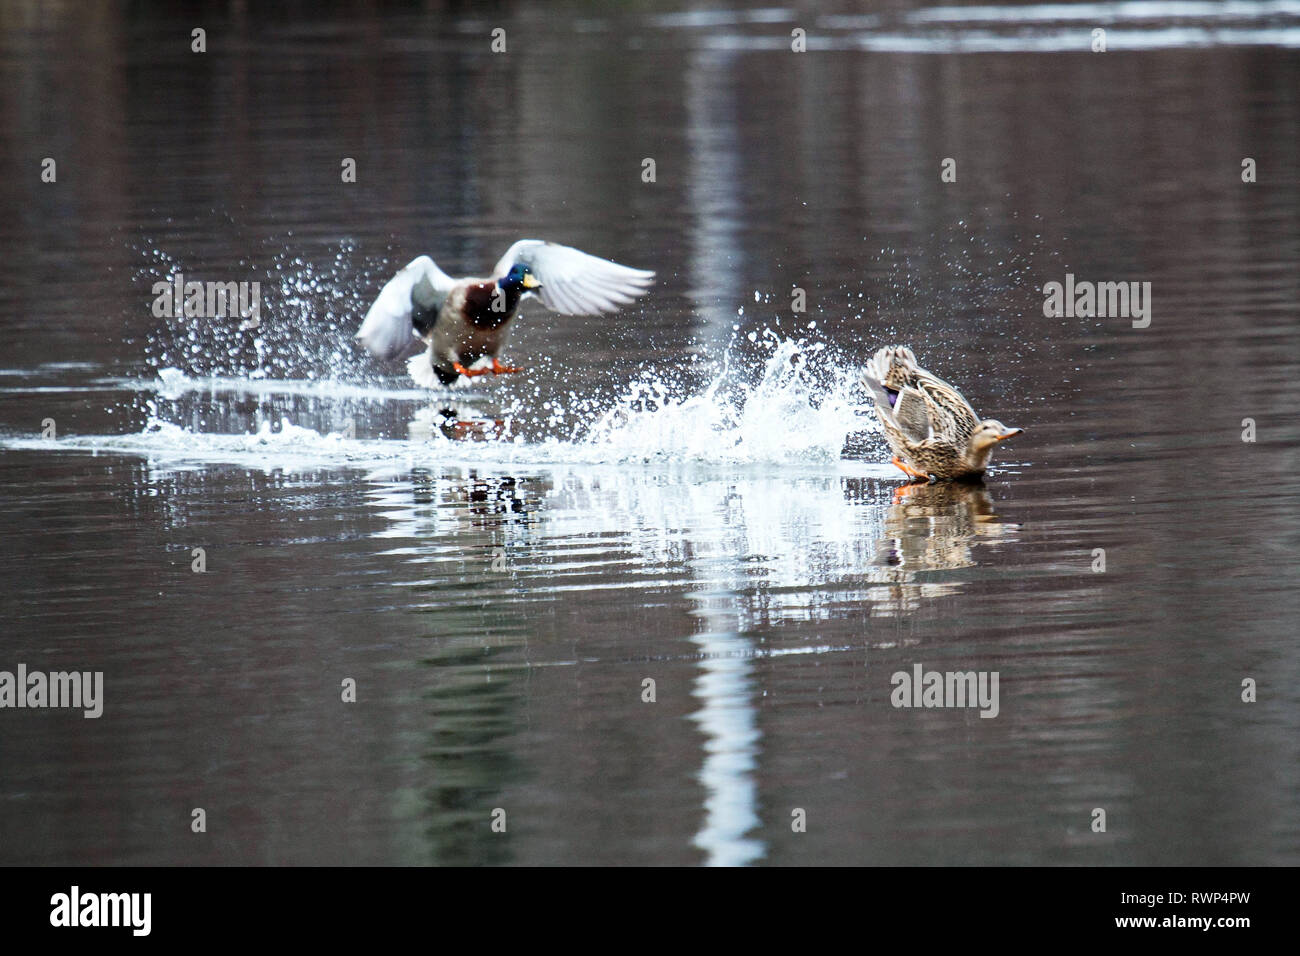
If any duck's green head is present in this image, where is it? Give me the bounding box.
[500,263,542,295]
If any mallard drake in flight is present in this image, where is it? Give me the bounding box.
[861,346,1022,481]
[356,240,654,387]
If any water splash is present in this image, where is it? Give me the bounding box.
[136,237,385,383]
[574,333,870,464]
[4,329,883,472]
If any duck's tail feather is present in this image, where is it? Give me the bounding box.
[406,347,442,390]
[871,346,918,383]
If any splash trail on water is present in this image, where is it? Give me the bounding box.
[1,331,887,475]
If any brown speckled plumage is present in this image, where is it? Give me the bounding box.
[861,346,1022,481]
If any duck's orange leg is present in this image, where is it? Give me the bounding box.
[891,456,930,481]
[490,357,523,374]
[453,361,490,378]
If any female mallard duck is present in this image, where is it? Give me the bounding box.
[861,346,1022,481]
[356,240,654,387]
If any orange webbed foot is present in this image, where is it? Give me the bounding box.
[490,357,523,375]
[891,456,930,481]
[453,361,490,379]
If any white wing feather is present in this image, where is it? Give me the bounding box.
[491,240,654,316]
[355,256,455,361]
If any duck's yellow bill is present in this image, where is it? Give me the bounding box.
[995,428,1023,441]
[522,274,542,289]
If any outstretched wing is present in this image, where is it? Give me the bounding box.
[355,256,455,361]
[492,240,654,316]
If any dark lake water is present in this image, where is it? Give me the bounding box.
[2,1,1298,865]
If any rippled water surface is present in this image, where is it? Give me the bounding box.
[2,1,1298,865]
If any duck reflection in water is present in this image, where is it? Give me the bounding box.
[869,481,1017,616]
[408,403,508,443]
[408,470,529,520]
[880,481,1016,573]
